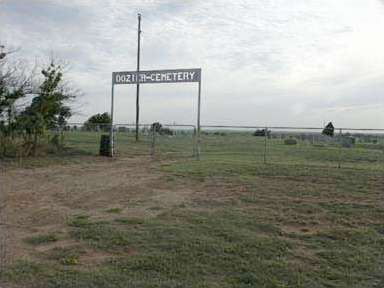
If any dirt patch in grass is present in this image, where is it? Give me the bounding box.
[1,156,215,267]
[1,155,384,287]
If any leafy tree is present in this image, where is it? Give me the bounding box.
[0,81,26,136]
[150,122,174,135]
[0,51,31,156]
[150,122,162,133]
[0,81,25,155]
[83,112,111,131]
[253,129,270,137]
[322,122,334,137]
[18,62,75,155]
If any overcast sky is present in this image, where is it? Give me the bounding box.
[1,0,384,128]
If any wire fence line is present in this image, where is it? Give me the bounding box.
[46,122,384,170]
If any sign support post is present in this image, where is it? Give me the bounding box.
[197,79,201,160]
[110,78,115,157]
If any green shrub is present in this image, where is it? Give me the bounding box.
[160,127,174,136]
[24,233,58,245]
[68,215,91,227]
[284,138,297,145]
[105,207,122,213]
[213,131,226,136]
[61,257,80,265]
[341,136,355,148]
[48,134,61,148]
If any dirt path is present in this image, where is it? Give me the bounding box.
[0,157,195,264]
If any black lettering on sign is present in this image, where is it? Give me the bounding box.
[113,68,201,85]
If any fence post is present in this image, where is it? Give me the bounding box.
[192,127,197,157]
[196,135,201,160]
[338,128,343,169]
[263,127,268,164]
[110,82,115,157]
[151,128,156,157]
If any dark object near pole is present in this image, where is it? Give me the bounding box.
[253,129,270,137]
[151,122,162,133]
[322,122,335,137]
[100,135,111,156]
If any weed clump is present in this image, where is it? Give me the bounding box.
[24,233,58,245]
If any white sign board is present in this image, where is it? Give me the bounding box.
[113,68,201,85]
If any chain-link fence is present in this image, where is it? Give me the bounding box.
[114,124,197,158]
[45,123,384,169]
[199,125,384,169]
[46,123,198,159]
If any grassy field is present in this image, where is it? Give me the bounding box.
[61,130,384,167]
[1,131,383,287]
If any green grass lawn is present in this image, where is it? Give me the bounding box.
[1,131,383,287]
[60,130,384,169]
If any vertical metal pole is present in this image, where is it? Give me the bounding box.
[151,127,155,157]
[338,128,342,169]
[196,80,201,160]
[192,127,196,157]
[263,127,267,164]
[110,81,115,157]
[135,13,142,142]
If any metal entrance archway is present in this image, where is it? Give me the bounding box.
[110,68,202,159]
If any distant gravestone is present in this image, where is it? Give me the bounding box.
[99,135,111,157]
